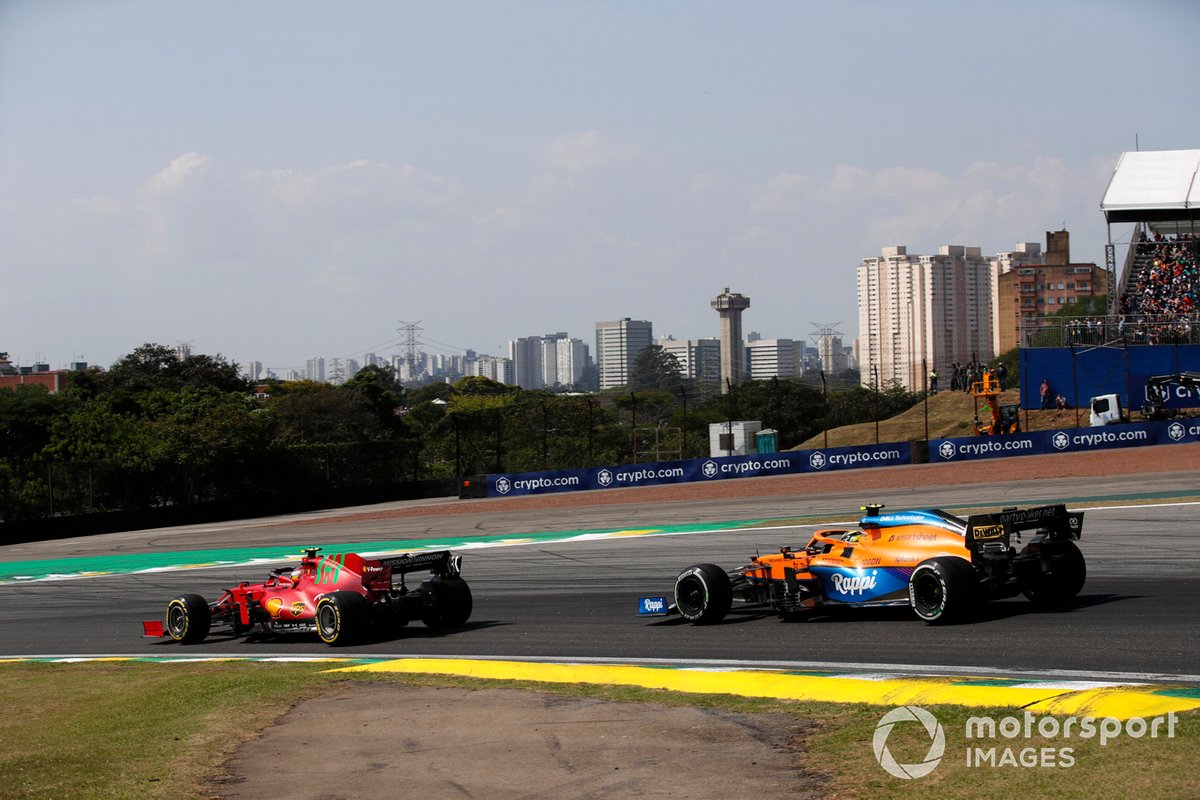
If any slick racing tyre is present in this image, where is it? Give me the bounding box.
[674,563,733,624]
[316,591,367,646]
[1023,541,1086,607]
[421,577,473,631]
[165,594,211,644]
[908,557,978,625]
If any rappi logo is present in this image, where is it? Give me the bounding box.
[830,571,878,596]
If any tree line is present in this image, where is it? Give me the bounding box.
[0,343,919,523]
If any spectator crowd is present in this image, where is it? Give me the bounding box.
[1122,232,1198,317]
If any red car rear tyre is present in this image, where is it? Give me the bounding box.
[421,577,473,631]
[316,591,367,646]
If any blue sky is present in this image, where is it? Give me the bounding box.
[2,1,1197,373]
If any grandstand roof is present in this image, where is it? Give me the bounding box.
[1101,149,1200,226]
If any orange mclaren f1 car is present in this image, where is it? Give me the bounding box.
[638,504,1085,625]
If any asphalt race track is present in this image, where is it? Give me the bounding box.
[2,474,1199,680]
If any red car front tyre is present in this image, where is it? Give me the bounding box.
[165,594,211,644]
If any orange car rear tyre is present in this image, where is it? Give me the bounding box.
[165,594,211,644]
[674,563,733,624]
[1023,542,1086,607]
[908,557,977,625]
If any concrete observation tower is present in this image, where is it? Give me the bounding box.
[711,287,750,393]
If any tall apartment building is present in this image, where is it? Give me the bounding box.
[595,318,653,390]
[508,332,588,389]
[509,336,547,390]
[991,231,1099,353]
[857,245,994,391]
[747,338,803,380]
[554,337,588,388]
[305,356,326,383]
[989,241,1043,355]
[818,335,848,374]
[470,355,513,384]
[658,336,721,383]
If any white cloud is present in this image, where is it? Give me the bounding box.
[143,152,210,197]
[542,130,637,173]
[753,172,808,211]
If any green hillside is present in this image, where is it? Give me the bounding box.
[794,389,1097,449]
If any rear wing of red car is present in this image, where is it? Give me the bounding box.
[377,550,462,578]
[964,504,1084,551]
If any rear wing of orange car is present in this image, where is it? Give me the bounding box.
[964,504,1084,552]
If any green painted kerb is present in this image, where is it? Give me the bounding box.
[0,519,766,584]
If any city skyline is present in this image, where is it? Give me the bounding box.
[4,2,1197,372]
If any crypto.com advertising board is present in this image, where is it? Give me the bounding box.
[930,416,1200,463]
[486,442,910,497]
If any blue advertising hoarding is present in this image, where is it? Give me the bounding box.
[929,416,1200,463]
[487,441,911,497]
[483,416,1199,497]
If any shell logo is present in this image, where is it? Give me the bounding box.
[265,597,284,618]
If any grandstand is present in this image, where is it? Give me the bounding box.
[1102,149,1199,343]
[1015,150,1199,412]
[1020,149,1199,349]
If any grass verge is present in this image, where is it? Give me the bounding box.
[0,662,1195,799]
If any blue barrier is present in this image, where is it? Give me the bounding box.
[484,416,1200,497]
[487,441,910,497]
[1020,345,1200,411]
[930,416,1200,463]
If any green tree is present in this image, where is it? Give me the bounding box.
[268,383,381,444]
[0,384,71,461]
[104,343,249,394]
[344,364,407,437]
[631,345,683,394]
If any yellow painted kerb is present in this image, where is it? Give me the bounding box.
[333,658,1200,720]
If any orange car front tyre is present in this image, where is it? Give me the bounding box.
[674,563,733,624]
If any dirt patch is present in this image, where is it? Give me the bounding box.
[215,684,817,800]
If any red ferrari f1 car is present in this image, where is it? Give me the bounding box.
[143,548,471,645]
[638,503,1086,625]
